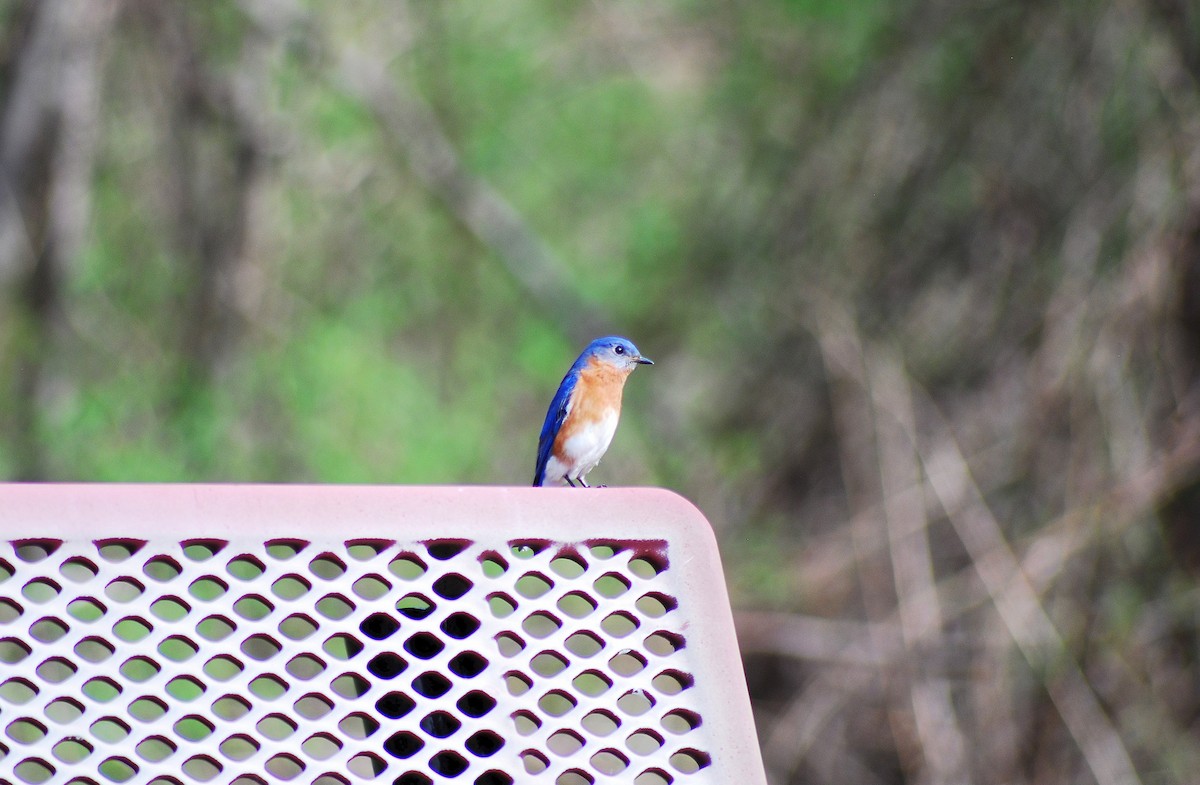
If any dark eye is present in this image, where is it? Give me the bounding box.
[613,345,625,355]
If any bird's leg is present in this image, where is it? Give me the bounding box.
[565,478,577,488]
[577,477,590,488]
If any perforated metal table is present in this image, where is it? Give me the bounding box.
[0,485,764,785]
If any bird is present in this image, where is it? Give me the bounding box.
[533,336,653,487]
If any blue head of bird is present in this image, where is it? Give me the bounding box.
[579,336,654,372]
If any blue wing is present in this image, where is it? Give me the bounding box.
[533,371,578,486]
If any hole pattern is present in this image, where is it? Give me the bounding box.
[0,536,709,783]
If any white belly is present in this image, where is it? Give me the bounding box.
[545,410,619,484]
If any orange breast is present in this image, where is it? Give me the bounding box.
[552,357,632,458]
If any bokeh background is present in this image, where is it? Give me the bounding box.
[3,1,1200,783]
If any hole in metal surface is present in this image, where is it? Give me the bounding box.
[591,748,630,775]
[118,656,159,683]
[425,539,471,560]
[338,712,379,740]
[609,649,648,677]
[652,669,694,695]
[195,615,236,642]
[572,670,612,697]
[644,631,685,657]
[557,591,597,619]
[14,539,60,563]
[419,711,461,739]
[429,750,469,777]
[90,717,130,743]
[173,715,215,742]
[669,748,711,774]
[157,635,198,662]
[240,634,283,662]
[633,768,674,785]
[129,696,169,723]
[539,689,578,717]
[1,637,32,664]
[512,710,541,736]
[265,752,305,780]
[346,751,387,779]
[346,539,392,561]
[441,611,480,639]
[22,578,60,603]
[411,671,452,699]
[143,555,182,582]
[593,572,630,598]
[550,552,588,579]
[625,729,665,756]
[464,730,504,758]
[301,732,342,761]
[52,736,93,764]
[375,691,415,720]
[294,693,334,720]
[432,573,473,600]
[531,650,570,678]
[396,593,436,620]
[218,734,259,763]
[279,613,319,640]
[30,617,70,643]
[233,594,273,621]
[45,696,85,724]
[134,735,176,763]
[522,749,549,775]
[387,553,426,581]
[359,612,399,641]
[616,689,655,717]
[309,552,347,580]
[286,653,326,681]
[448,650,488,678]
[565,631,605,658]
[331,671,369,698]
[366,652,408,681]
[149,596,190,622]
[188,576,228,602]
[82,677,122,703]
[211,695,252,722]
[635,592,677,618]
[248,674,289,701]
[547,729,585,757]
[271,574,311,600]
[99,755,140,782]
[495,631,525,657]
[315,593,355,620]
[487,592,517,619]
[514,572,553,599]
[352,574,391,600]
[479,551,508,577]
[256,714,297,741]
[266,539,308,560]
[59,556,98,583]
[226,555,266,581]
[403,632,444,660]
[522,611,561,639]
[447,691,490,722]
[34,657,75,684]
[182,539,227,561]
[322,633,363,661]
[505,671,532,696]
[661,709,701,734]
[601,611,639,638]
[582,709,621,737]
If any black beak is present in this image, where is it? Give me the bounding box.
[635,356,654,365]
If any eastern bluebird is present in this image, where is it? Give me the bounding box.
[533,336,653,487]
